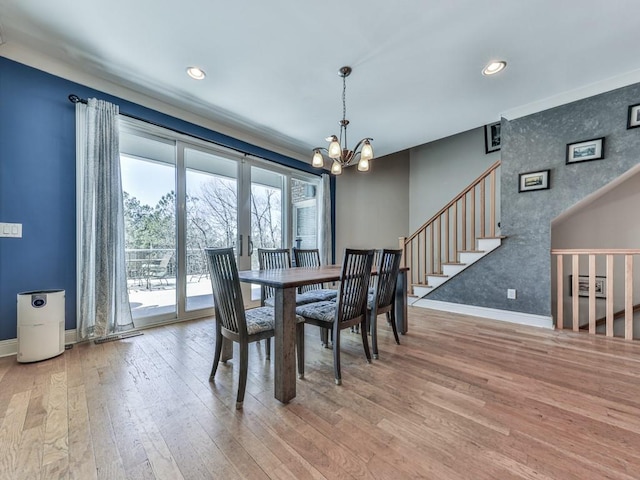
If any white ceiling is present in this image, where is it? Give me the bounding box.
[2,0,640,163]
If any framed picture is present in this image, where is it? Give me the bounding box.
[628,103,640,129]
[569,275,606,299]
[518,169,550,192]
[566,137,605,164]
[484,122,501,154]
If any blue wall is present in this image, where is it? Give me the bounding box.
[0,57,330,341]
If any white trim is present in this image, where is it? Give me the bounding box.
[501,67,640,121]
[414,299,554,329]
[0,329,78,358]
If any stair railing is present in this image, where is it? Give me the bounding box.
[399,160,501,289]
[552,249,640,339]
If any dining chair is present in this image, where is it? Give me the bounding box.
[291,248,338,300]
[292,247,339,347]
[295,249,374,385]
[257,248,292,307]
[367,249,402,359]
[258,248,337,308]
[205,247,305,409]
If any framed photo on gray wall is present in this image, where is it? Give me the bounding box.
[628,103,640,129]
[518,169,550,192]
[569,275,606,298]
[484,122,501,154]
[566,137,604,164]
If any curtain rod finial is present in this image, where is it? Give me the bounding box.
[68,94,87,104]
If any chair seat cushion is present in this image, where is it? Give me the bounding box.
[263,288,338,307]
[295,301,336,323]
[245,307,276,335]
[245,306,304,335]
[296,288,338,304]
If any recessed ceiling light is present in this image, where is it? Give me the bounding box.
[186,66,206,80]
[482,61,507,76]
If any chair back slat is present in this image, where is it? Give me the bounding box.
[292,248,325,292]
[337,249,374,323]
[205,247,247,336]
[257,248,291,301]
[374,249,403,309]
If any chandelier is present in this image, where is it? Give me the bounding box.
[312,66,373,175]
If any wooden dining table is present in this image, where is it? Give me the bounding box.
[236,265,409,403]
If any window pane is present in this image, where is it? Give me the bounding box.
[121,150,177,321]
[185,148,238,311]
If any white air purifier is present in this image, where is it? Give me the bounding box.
[17,289,65,363]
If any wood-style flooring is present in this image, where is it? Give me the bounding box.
[2,307,640,479]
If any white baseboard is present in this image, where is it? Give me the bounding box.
[0,329,77,358]
[413,299,554,329]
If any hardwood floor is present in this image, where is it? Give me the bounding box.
[2,307,640,479]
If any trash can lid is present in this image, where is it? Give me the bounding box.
[18,289,65,296]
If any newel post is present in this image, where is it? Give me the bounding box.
[399,237,406,267]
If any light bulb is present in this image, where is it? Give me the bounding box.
[331,161,343,175]
[357,158,370,172]
[328,137,341,159]
[312,151,324,168]
[361,140,373,161]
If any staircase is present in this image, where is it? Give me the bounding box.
[400,160,502,303]
[411,237,502,299]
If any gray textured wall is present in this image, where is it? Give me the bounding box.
[428,82,640,316]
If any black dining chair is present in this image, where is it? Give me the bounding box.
[205,247,305,409]
[367,249,402,359]
[295,249,374,385]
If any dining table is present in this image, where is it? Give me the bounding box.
[235,264,409,403]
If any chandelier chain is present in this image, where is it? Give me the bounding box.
[342,73,347,123]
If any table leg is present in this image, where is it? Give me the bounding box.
[395,270,408,334]
[273,286,297,403]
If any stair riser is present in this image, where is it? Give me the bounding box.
[477,238,501,252]
[459,252,485,264]
[442,264,467,276]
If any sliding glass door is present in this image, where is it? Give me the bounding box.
[184,147,239,311]
[119,119,321,327]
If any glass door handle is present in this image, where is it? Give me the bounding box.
[238,234,243,256]
[248,235,254,256]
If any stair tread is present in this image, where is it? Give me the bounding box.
[442,262,466,266]
[427,273,449,278]
[477,235,506,239]
[459,250,485,253]
[411,284,433,288]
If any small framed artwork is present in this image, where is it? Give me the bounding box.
[518,169,550,192]
[628,103,640,129]
[484,122,501,154]
[566,137,605,164]
[569,275,606,299]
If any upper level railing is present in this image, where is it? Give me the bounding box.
[399,160,501,288]
[552,249,640,339]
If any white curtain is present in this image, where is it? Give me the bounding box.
[76,99,133,339]
[319,173,332,265]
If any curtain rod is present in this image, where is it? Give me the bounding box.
[67,93,315,171]
[68,93,251,158]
